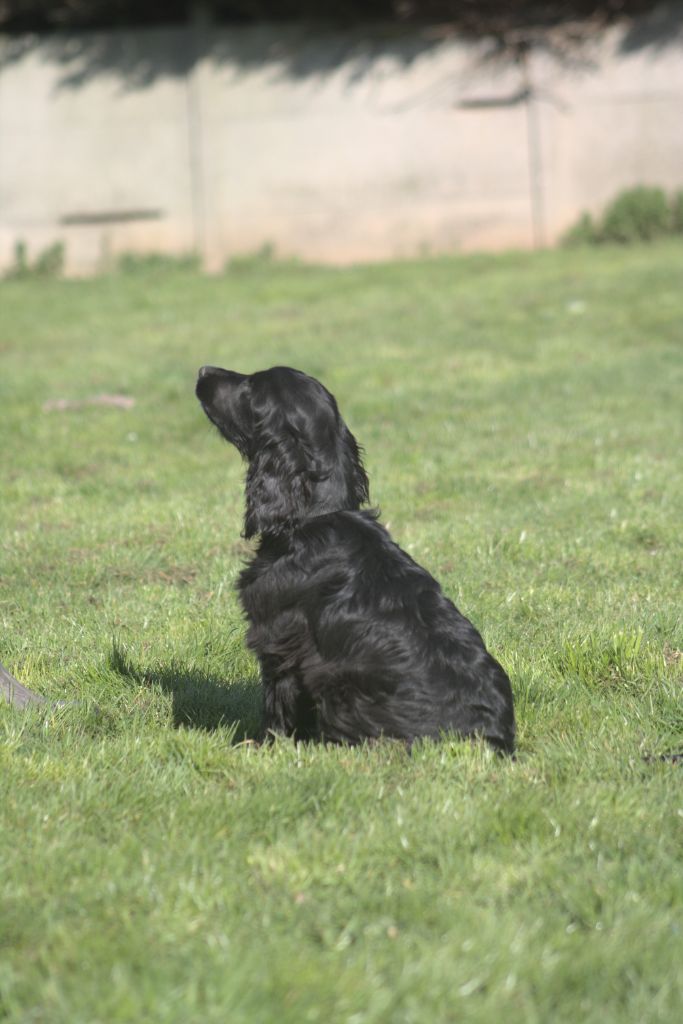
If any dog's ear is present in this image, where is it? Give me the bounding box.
[340,424,370,509]
[243,371,370,537]
[244,425,369,538]
[244,436,313,539]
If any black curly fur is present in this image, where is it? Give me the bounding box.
[196,365,515,753]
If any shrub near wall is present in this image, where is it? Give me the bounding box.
[4,241,66,279]
[564,186,683,246]
[672,190,683,233]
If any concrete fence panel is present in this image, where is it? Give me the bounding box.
[0,9,682,274]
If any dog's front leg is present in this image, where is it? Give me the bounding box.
[262,670,299,738]
[261,668,318,742]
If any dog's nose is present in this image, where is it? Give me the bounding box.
[197,365,214,380]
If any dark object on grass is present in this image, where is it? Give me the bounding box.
[642,752,683,765]
[195,365,515,753]
[0,661,46,708]
[1,661,85,711]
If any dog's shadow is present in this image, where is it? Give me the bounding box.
[110,642,262,740]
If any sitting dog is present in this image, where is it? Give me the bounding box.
[196,365,515,753]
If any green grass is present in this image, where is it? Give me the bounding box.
[1,243,682,1023]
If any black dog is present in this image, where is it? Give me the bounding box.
[196,366,515,753]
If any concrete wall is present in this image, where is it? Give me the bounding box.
[1,10,682,274]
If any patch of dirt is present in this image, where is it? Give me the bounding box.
[663,645,682,668]
[43,394,135,412]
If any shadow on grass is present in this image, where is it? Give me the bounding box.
[109,641,262,740]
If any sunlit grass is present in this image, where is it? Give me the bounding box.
[1,243,682,1022]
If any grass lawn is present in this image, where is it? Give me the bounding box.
[1,242,682,1023]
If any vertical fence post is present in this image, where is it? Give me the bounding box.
[186,2,210,265]
[521,45,546,249]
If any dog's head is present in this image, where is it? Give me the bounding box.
[196,365,369,537]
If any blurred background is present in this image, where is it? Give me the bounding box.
[1,1,682,275]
